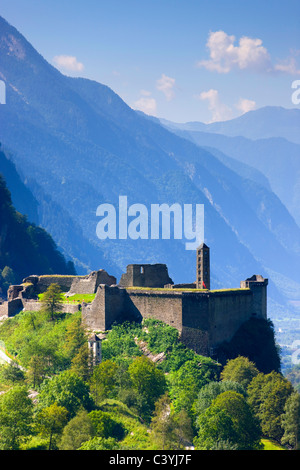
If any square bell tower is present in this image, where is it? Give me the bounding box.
[196,243,210,289]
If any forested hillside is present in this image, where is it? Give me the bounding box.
[0,294,298,451]
[0,173,75,296]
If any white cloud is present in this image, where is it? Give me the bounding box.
[197,89,257,122]
[132,95,157,116]
[274,57,300,75]
[198,31,272,74]
[197,88,232,122]
[235,98,256,114]
[156,73,176,100]
[53,55,84,72]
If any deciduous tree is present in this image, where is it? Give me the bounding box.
[220,356,259,389]
[0,385,33,449]
[248,371,293,441]
[40,283,64,321]
[35,403,68,450]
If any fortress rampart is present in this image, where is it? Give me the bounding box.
[0,246,269,357]
[81,280,266,355]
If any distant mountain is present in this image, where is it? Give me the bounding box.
[0,146,39,224]
[0,15,299,318]
[159,115,300,228]
[0,172,75,296]
[161,106,300,145]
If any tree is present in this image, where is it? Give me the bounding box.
[194,406,237,450]
[195,391,262,450]
[150,393,174,449]
[35,403,68,450]
[172,409,193,450]
[88,410,119,439]
[40,283,64,321]
[128,356,167,419]
[193,380,247,417]
[59,409,93,450]
[70,344,90,382]
[0,385,33,449]
[281,391,300,449]
[38,370,94,418]
[27,354,49,388]
[90,360,119,405]
[167,356,219,413]
[64,315,87,359]
[0,266,16,292]
[220,356,259,389]
[0,361,25,385]
[79,437,120,450]
[247,371,293,441]
[212,391,262,449]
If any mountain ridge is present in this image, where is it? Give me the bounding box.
[0,15,299,317]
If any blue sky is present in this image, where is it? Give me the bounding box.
[1,0,300,122]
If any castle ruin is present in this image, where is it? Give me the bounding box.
[0,245,268,356]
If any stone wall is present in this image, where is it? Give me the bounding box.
[0,298,24,317]
[68,270,116,295]
[119,264,173,288]
[125,289,183,331]
[22,299,81,315]
[82,285,261,356]
[21,270,117,297]
[81,285,107,331]
[23,275,77,295]
[0,301,8,318]
[240,275,268,319]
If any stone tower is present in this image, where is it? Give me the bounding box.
[240,275,268,319]
[196,243,210,289]
[88,334,102,367]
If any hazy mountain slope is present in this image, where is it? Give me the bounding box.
[0,14,298,314]
[162,106,300,145]
[161,122,300,228]
[0,173,75,296]
[0,147,39,224]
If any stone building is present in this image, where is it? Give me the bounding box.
[81,245,268,356]
[0,244,269,358]
[196,243,210,289]
[88,333,102,366]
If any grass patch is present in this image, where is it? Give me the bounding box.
[37,293,96,304]
[126,287,249,293]
[261,439,286,450]
[126,286,208,292]
[98,399,157,450]
[64,293,96,303]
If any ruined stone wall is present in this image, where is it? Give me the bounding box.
[81,285,107,331]
[23,275,77,294]
[22,299,81,314]
[119,264,173,288]
[68,270,116,295]
[0,302,8,318]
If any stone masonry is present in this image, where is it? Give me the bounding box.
[0,246,269,357]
